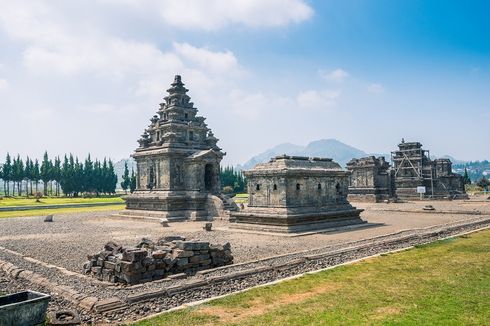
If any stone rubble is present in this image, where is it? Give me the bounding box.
[83,237,233,285]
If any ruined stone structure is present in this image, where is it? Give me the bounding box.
[118,75,224,220]
[346,156,395,202]
[231,155,365,233]
[84,237,233,284]
[392,140,465,199]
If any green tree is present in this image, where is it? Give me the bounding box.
[2,153,12,196]
[130,169,137,193]
[0,164,3,196]
[40,151,52,196]
[73,157,83,197]
[83,155,94,193]
[53,156,62,196]
[220,166,245,193]
[24,157,33,196]
[107,160,118,194]
[477,176,490,192]
[12,155,24,196]
[463,168,471,185]
[121,161,130,193]
[33,159,40,194]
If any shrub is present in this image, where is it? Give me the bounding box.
[222,186,234,194]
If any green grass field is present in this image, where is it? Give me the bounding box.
[233,193,249,204]
[0,196,124,207]
[0,204,124,218]
[134,229,490,326]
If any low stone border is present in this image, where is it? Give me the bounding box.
[0,259,124,313]
[135,224,490,323]
[1,216,489,322]
[0,202,123,212]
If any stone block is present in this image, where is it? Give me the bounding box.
[159,235,185,244]
[104,261,116,270]
[176,258,188,266]
[122,249,147,262]
[152,250,167,259]
[189,256,201,264]
[91,267,101,275]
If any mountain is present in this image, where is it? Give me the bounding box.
[113,158,136,189]
[241,139,370,169]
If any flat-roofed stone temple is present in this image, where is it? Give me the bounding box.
[117,75,224,221]
[230,155,365,233]
[346,156,395,202]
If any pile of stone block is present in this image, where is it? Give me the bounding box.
[83,236,233,284]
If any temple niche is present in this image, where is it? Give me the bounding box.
[230,155,365,233]
[118,75,224,221]
[346,156,395,202]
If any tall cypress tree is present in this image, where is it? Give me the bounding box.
[40,151,52,196]
[121,161,130,194]
[33,159,40,194]
[3,154,11,196]
[83,155,94,194]
[24,157,32,196]
[107,160,117,194]
[53,157,61,196]
[12,155,24,196]
[130,169,137,193]
[0,164,3,196]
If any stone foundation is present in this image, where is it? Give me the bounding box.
[231,205,365,233]
[116,191,211,221]
[83,237,233,284]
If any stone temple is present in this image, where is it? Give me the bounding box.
[391,139,466,199]
[118,75,224,221]
[230,155,365,233]
[346,156,395,202]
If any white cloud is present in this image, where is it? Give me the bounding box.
[173,42,242,75]
[0,79,9,90]
[368,83,385,94]
[118,0,314,31]
[296,89,341,109]
[97,0,313,30]
[320,68,349,82]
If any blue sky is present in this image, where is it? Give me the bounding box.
[0,0,488,165]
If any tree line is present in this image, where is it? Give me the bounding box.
[0,152,118,197]
[220,166,246,193]
[120,161,137,194]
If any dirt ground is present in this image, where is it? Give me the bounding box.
[0,197,488,274]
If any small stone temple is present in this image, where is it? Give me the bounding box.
[118,75,224,221]
[391,139,466,199]
[346,156,395,202]
[230,155,365,233]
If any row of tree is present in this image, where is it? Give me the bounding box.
[220,166,246,193]
[0,152,118,197]
[120,162,137,194]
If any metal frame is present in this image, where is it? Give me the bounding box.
[391,147,435,197]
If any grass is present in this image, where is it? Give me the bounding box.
[134,229,490,326]
[0,204,124,218]
[233,193,249,204]
[0,196,124,207]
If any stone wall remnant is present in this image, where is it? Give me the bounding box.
[84,237,233,284]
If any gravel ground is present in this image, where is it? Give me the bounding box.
[0,200,489,324]
[0,200,482,273]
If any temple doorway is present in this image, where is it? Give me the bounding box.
[204,164,215,191]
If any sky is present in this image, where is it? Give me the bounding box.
[0,0,489,166]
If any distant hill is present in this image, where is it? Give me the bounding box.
[114,158,136,189]
[240,139,375,169]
